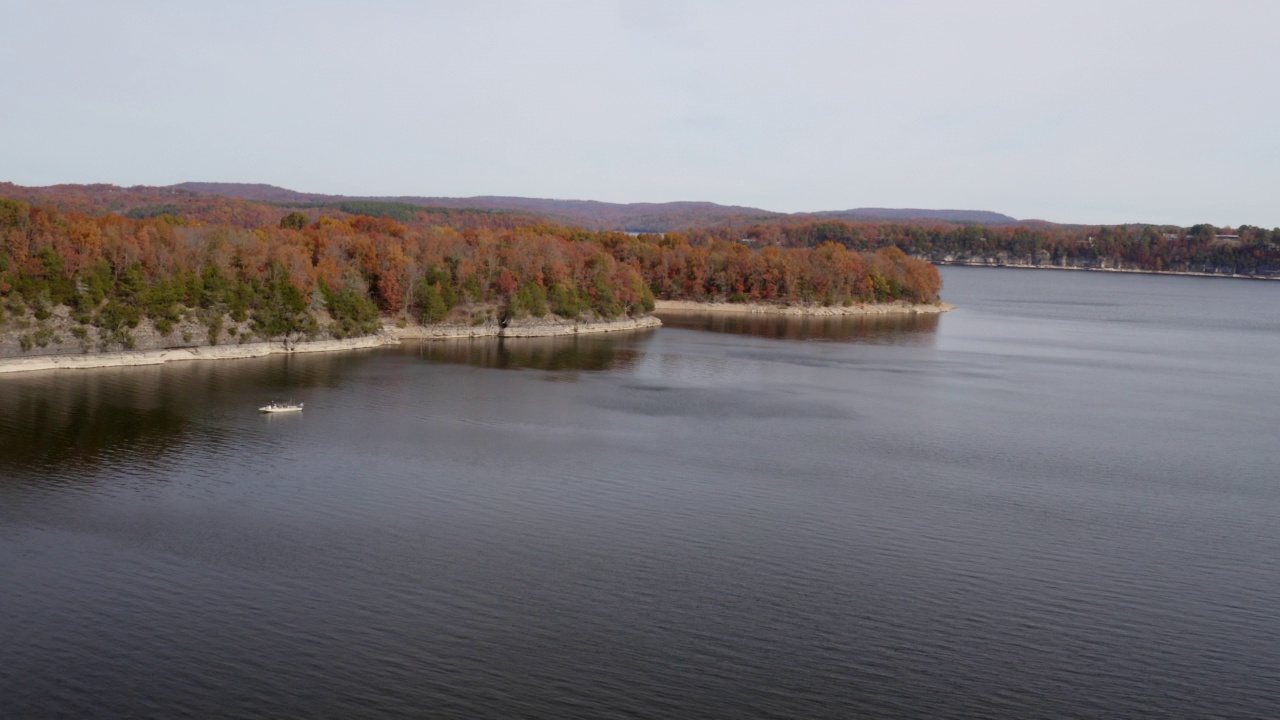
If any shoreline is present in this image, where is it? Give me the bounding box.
[935,260,1280,282]
[394,314,660,339]
[653,300,954,316]
[0,315,661,375]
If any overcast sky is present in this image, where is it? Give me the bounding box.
[3,0,1277,226]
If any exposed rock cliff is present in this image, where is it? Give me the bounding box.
[0,313,660,374]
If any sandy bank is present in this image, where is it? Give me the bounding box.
[0,315,661,375]
[653,300,954,316]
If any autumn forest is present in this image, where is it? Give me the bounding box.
[0,188,942,354]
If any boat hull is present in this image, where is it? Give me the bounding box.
[259,405,303,413]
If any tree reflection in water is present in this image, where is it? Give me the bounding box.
[405,331,653,374]
[0,371,192,478]
[0,350,375,480]
[653,310,941,344]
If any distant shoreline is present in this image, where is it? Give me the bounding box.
[0,315,661,375]
[935,260,1280,281]
[653,300,954,316]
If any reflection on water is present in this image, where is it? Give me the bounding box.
[654,310,941,343]
[0,371,191,477]
[0,332,658,479]
[0,350,381,479]
[404,331,653,373]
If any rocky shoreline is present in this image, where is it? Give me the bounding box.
[395,315,661,339]
[652,300,954,316]
[0,315,661,375]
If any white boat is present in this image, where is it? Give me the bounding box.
[259,401,304,413]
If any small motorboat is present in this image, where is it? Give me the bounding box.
[259,400,304,413]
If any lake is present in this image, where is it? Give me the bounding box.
[2,266,1278,719]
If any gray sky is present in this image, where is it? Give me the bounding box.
[3,0,1277,226]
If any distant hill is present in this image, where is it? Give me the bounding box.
[173,182,315,204]
[0,182,548,230]
[171,183,1028,231]
[171,183,784,231]
[4,181,1030,232]
[811,208,1019,224]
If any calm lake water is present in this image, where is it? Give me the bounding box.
[2,266,1278,719]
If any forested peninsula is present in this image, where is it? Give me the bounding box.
[0,194,944,369]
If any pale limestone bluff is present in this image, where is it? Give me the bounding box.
[0,315,661,375]
[393,315,660,339]
[653,300,954,316]
[0,334,396,374]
